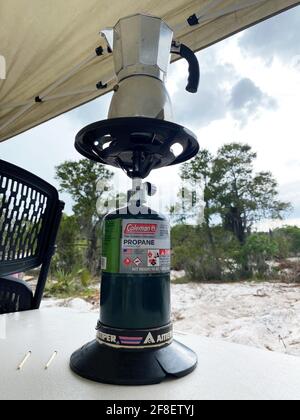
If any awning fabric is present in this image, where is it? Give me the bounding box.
[0,0,299,142]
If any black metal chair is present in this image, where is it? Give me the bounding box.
[0,159,64,314]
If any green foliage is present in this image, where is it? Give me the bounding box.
[56,159,113,221]
[272,230,290,259]
[176,143,293,282]
[181,143,291,244]
[180,149,214,224]
[275,226,300,256]
[171,224,299,282]
[172,224,242,282]
[50,147,297,287]
[55,159,113,275]
[243,233,278,278]
[244,233,278,258]
[45,268,93,299]
[51,214,83,273]
[45,270,77,297]
[77,268,92,288]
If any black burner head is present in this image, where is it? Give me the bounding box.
[75,117,199,179]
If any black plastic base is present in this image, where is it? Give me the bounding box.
[70,340,197,386]
[75,117,199,179]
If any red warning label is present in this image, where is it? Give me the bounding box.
[147,250,160,267]
[160,249,171,256]
[123,258,132,266]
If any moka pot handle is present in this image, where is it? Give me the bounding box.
[171,41,200,93]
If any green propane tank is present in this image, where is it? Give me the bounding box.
[70,179,197,385]
[97,180,173,348]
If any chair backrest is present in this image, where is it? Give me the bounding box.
[0,276,33,314]
[0,159,64,309]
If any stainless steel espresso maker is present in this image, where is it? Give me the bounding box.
[75,13,200,179]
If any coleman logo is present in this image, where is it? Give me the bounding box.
[125,223,157,235]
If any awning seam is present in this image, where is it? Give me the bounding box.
[0,48,111,132]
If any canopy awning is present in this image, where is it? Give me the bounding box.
[0,0,299,142]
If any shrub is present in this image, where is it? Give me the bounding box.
[45,268,93,298]
[243,233,278,278]
[172,224,242,282]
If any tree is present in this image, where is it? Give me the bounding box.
[182,143,291,245]
[274,226,300,257]
[181,149,222,277]
[243,233,278,277]
[178,143,291,280]
[171,224,241,281]
[181,149,214,224]
[56,159,113,275]
[52,214,82,272]
[212,144,291,244]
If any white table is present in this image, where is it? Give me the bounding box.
[0,307,300,400]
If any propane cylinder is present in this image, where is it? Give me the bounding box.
[97,180,173,349]
[70,179,197,385]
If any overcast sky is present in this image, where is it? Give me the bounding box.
[0,6,299,228]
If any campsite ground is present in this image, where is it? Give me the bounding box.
[42,280,300,357]
[171,281,300,357]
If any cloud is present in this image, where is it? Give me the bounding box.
[171,51,277,130]
[228,78,277,126]
[239,6,300,66]
[170,48,237,131]
[279,181,300,219]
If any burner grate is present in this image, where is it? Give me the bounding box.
[75,117,199,178]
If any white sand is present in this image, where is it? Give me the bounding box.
[172,282,300,356]
[42,281,300,357]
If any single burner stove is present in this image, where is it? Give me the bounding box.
[71,13,200,385]
[75,117,199,178]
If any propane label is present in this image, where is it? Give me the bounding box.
[102,218,171,274]
[120,219,170,274]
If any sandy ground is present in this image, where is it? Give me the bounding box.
[171,282,300,357]
[42,281,300,357]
